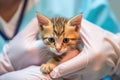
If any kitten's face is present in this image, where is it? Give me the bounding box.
[37,13,82,55]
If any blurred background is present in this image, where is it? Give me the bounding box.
[109,0,120,23]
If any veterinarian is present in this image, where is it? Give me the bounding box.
[0,0,120,80]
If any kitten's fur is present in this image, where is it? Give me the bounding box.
[37,13,82,74]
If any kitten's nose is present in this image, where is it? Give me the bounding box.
[55,43,62,52]
[56,48,61,52]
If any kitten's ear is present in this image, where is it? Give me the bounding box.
[37,13,51,26]
[68,14,82,31]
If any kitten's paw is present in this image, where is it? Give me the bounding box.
[41,63,56,74]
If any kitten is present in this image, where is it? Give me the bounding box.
[37,13,82,74]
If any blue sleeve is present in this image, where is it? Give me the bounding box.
[0,36,6,52]
[83,0,120,33]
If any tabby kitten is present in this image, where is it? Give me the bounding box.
[37,13,82,74]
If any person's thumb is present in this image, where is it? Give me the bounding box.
[17,18,40,40]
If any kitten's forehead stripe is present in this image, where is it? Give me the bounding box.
[51,17,68,36]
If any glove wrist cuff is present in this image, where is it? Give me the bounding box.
[0,44,15,74]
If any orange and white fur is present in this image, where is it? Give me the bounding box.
[37,13,82,74]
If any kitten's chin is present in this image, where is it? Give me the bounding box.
[54,52,64,56]
[50,48,67,55]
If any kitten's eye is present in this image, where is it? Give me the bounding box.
[63,38,69,43]
[48,38,55,43]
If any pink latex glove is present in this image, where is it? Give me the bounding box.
[50,19,120,80]
[0,18,50,74]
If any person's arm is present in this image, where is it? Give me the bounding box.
[0,46,14,75]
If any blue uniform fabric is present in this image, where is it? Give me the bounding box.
[0,0,119,80]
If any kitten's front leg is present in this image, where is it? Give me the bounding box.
[41,58,58,74]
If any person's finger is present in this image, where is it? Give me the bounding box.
[14,18,39,40]
[22,18,39,34]
[33,40,46,49]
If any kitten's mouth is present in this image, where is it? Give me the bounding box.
[55,52,64,55]
[50,48,67,55]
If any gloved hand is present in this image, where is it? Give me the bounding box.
[50,19,120,80]
[0,18,50,74]
[0,66,52,80]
